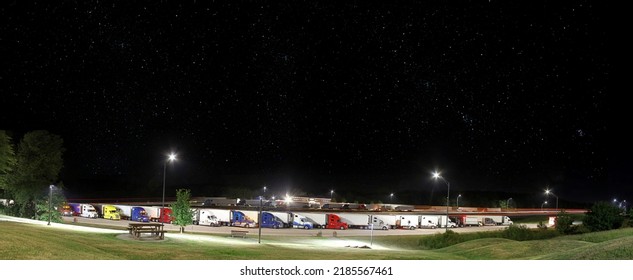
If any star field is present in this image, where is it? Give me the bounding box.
[0,1,613,202]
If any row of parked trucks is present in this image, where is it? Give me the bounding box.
[61,202,512,229]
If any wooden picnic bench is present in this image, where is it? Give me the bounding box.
[128,222,166,240]
[230,230,248,238]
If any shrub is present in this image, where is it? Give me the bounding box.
[584,201,624,232]
[418,230,466,249]
[537,221,548,230]
[556,210,575,234]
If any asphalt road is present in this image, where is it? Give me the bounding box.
[61,216,536,237]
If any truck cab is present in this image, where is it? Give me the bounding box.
[80,204,98,218]
[261,212,284,229]
[131,207,150,222]
[292,213,314,229]
[103,205,121,220]
[326,214,348,230]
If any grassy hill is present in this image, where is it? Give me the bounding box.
[1,220,631,260]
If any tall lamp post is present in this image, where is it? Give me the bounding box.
[456,194,462,209]
[48,185,55,226]
[545,189,558,212]
[432,171,450,233]
[330,190,334,200]
[506,198,513,209]
[541,201,548,212]
[390,193,394,204]
[162,153,177,214]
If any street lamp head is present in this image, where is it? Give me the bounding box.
[613,198,617,202]
[49,185,55,190]
[167,153,177,162]
[458,194,462,198]
[390,193,394,197]
[331,190,334,194]
[432,171,441,179]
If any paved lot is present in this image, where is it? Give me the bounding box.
[61,216,536,237]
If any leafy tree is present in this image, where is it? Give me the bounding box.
[171,189,194,233]
[5,131,64,218]
[34,183,67,223]
[0,130,17,191]
[583,201,624,232]
[555,210,574,234]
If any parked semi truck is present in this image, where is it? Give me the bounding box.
[144,206,173,223]
[462,216,483,227]
[102,205,121,220]
[326,213,348,230]
[197,209,231,226]
[113,204,149,222]
[59,204,74,216]
[269,211,292,228]
[339,213,375,229]
[419,216,438,229]
[395,215,418,229]
[290,212,314,229]
[231,210,257,227]
[68,203,98,218]
[260,212,284,228]
[471,215,513,226]
[371,215,397,229]
[295,212,347,229]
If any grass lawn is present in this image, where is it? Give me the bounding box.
[1,220,631,260]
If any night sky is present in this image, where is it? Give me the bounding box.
[1,1,620,204]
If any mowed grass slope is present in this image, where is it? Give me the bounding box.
[1,221,631,260]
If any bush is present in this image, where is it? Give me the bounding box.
[556,210,575,234]
[584,201,624,232]
[418,230,466,249]
[537,221,548,230]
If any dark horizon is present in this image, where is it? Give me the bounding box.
[1,2,622,205]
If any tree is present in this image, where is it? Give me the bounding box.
[171,189,193,233]
[583,201,624,232]
[5,131,64,218]
[0,130,17,191]
[555,210,574,234]
[34,183,67,223]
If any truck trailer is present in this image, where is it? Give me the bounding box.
[395,215,418,229]
[339,213,371,229]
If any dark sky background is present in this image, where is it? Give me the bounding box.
[0,1,621,205]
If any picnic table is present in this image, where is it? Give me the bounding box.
[128,222,166,240]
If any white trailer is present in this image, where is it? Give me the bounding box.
[338,213,371,229]
[296,212,327,228]
[198,209,225,226]
[420,216,439,229]
[113,204,132,220]
[80,204,98,218]
[396,215,418,230]
[198,209,231,226]
[203,198,239,207]
[421,215,456,228]
[469,215,513,226]
[371,215,397,229]
[144,206,161,222]
[368,215,390,230]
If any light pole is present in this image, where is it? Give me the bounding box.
[506,198,513,209]
[330,190,334,200]
[432,171,450,233]
[541,201,548,212]
[390,193,394,204]
[456,194,462,209]
[48,185,54,226]
[545,189,558,212]
[263,186,267,199]
[162,153,177,215]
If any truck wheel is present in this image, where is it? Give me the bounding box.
[382,226,388,230]
[245,224,250,228]
[340,226,345,230]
